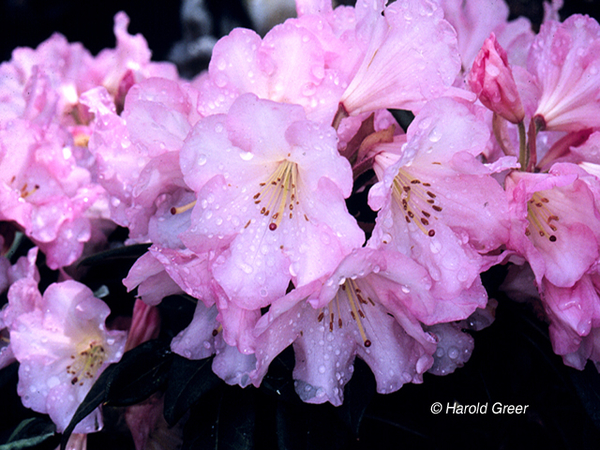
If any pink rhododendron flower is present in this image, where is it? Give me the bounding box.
[541,271,600,369]
[82,77,201,242]
[92,12,178,102]
[529,15,600,131]
[438,0,535,72]
[1,247,41,370]
[0,12,177,126]
[505,163,600,288]
[468,33,525,124]
[8,280,125,433]
[180,93,363,310]
[339,0,462,115]
[0,120,107,268]
[251,248,440,405]
[368,98,512,303]
[170,301,258,386]
[5,279,126,433]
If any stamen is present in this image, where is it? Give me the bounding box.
[391,169,442,238]
[171,200,197,215]
[527,193,559,243]
[66,341,106,386]
[19,183,40,199]
[252,161,300,231]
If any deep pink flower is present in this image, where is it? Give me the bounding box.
[468,33,525,124]
[180,93,363,310]
[438,0,535,72]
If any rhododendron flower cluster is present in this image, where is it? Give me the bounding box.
[2,0,600,445]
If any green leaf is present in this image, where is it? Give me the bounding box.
[0,418,56,450]
[164,355,223,426]
[104,339,173,407]
[77,244,150,267]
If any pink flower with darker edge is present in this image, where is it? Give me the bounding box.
[505,163,600,289]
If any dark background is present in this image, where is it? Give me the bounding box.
[2,1,600,449]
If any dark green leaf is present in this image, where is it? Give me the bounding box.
[0,418,56,450]
[105,339,173,406]
[275,401,307,450]
[77,244,150,267]
[164,354,222,426]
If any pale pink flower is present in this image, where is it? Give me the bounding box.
[198,20,342,122]
[339,0,462,115]
[180,93,363,310]
[529,15,600,132]
[170,301,258,386]
[251,248,440,406]
[425,322,474,376]
[468,33,525,124]
[81,77,200,243]
[438,0,535,72]
[92,12,178,101]
[0,247,40,370]
[123,251,186,307]
[6,279,126,433]
[368,98,512,302]
[0,12,176,126]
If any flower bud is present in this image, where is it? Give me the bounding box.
[468,33,525,124]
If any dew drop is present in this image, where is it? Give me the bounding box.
[448,346,459,360]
